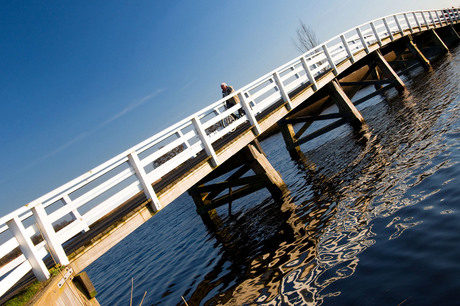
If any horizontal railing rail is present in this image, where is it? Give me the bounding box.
[1,8,458,298]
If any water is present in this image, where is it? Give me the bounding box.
[86,48,460,305]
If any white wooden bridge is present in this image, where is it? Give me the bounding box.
[1,8,459,301]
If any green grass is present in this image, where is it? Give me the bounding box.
[4,266,63,306]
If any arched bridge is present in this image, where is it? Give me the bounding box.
[1,8,459,300]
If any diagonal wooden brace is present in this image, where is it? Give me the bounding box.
[404,35,431,70]
[327,79,366,129]
[372,50,406,92]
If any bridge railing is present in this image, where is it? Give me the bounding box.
[1,8,458,298]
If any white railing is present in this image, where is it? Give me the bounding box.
[0,8,458,298]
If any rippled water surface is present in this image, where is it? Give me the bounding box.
[86,48,460,305]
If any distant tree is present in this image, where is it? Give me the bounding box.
[293,20,320,53]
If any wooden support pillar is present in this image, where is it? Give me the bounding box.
[280,123,303,159]
[369,62,383,90]
[447,24,460,41]
[189,140,285,222]
[372,50,406,93]
[404,35,431,70]
[190,191,219,227]
[327,79,366,129]
[429,29,449,53]
[245,141,285,198]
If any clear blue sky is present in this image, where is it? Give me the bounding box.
[1,0,458,217]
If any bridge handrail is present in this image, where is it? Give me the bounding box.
[0,7,458,299]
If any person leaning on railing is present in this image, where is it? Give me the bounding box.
[221,82,244,117]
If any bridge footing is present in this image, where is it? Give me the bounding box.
[189,139,285,224]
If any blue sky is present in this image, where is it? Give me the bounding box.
[0,0,457,217]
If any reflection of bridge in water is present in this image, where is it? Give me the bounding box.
[187,75,458,303]
[1,8,459,303]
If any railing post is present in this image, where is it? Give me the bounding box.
[176,130,192,151]
[128,151,162,211]
[412,12,421,30]
[357,27,370,53]
[443,10,451,25]
[422,12,430,29]
[238,92,262,135]
[429,11,437,28]
[340,34,356,62]
[440,10,448,25]
[435,11,443,26]
[191,117,220,167]
[383,17,394,41]
[300,56,318,90]
[370,22,382,46]
[62,195,89,232]
[273,72,293,110]
[31,204,70,265]
[394,15,404,35]
[404,13,414,33]
[322,44,338,75]
[6,217,50,281]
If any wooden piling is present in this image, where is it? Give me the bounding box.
[327,79,366,129]
[280,123,303,159]
[372,50,406,92]
[448,25,460,41]
[404,35,431,70]
[429,29,450,53]
[189,140,285,221]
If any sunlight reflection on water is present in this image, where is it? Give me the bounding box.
[87,48,460,305]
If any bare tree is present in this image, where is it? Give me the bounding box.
[293,20,320,53]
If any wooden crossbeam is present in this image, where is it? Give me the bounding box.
[390,59,419,64]
[192,175,266,194]
[339,79,393,86]
[287,118,348,150]
[294,121,313,141]
[196,180,267,213]
[197,159,250,185]
[191,140,285,217]
[353,84,395,106]
[281,113,343,125]
[201,164,251,202]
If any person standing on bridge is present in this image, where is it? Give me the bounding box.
[221,82,244,117]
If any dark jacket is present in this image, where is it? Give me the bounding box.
[222,85,240,109]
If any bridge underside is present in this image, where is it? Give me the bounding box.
[23,23,456,285]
